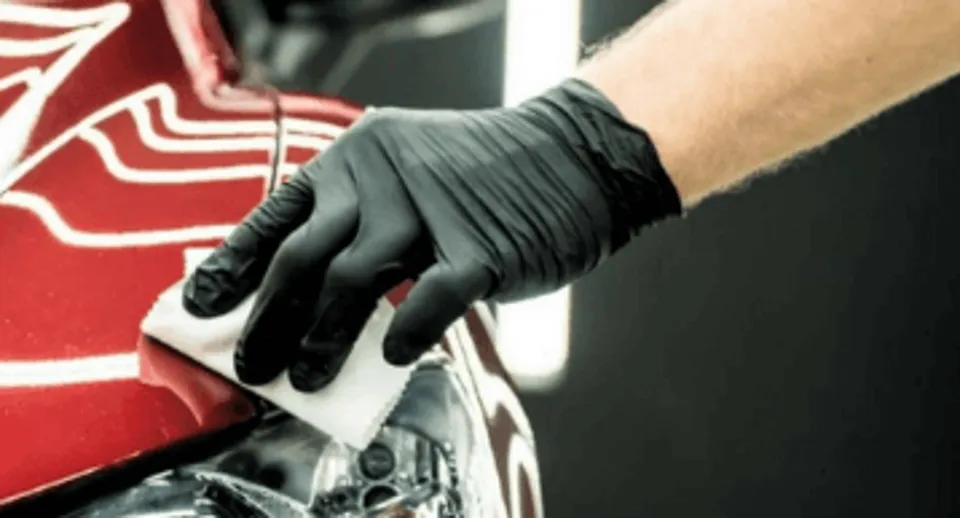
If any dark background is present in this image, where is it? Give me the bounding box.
[241,0,960,515]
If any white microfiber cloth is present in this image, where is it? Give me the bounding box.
[140,255,413,450]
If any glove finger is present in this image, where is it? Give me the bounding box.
[184,173,314,317]
[382,262,493,366]
[288,216,426,392]
[234,191,358,385]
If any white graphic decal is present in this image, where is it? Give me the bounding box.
[0,79,338,240]
[2,82,334,191]
[0,81,337,245]
[2,190,236,247]
[0,2,130,188]
[78,128,270,184]
[455,310,534,440]
[0,67,40,92]
[0,352,138,388]
[508,434,543,518]
[448,316,543,518]
[0,2,340,390]
[2,9,541,517]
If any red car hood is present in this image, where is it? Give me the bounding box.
[0,0,360,505]
[0,2,541,516]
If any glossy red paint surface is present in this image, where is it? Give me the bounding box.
[0,1,541,515]
[0,0,359,505]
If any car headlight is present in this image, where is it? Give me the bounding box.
[63,363,501,518]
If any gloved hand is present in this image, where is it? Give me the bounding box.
[182,78,682,392]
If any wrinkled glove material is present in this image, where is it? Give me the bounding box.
[183,78,682,388]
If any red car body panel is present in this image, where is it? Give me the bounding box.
[0,1,541,516]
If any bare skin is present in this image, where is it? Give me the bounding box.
[578,0,960,205]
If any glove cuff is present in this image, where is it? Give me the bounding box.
[525,78,684,252]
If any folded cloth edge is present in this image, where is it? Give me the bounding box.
[140,279,413,450]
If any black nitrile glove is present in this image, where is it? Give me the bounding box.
[182,78,682,392]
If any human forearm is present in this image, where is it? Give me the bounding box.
[578,0,960,205]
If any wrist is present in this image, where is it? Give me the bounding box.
[519,78,683,252]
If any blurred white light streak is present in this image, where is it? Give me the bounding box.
[498,0,581,391]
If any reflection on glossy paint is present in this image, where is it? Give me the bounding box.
[498,0,582,392]
[137,335,256,427]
